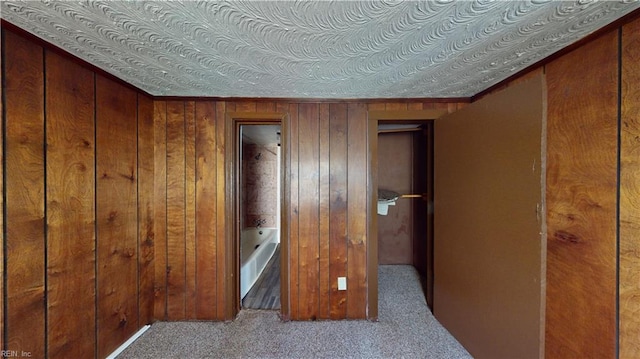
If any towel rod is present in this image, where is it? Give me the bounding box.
[401,194,427,198]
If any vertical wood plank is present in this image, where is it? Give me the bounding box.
[195,101,218,319]
[4,30,46,359]
[434,103,450,113]
[275,101,290,318]
[166,101,186,320]
[288,103,300,319]
[385,102,407,111]
[96,76,139,358]
[153,101,168,320]
[318,103,331,320]
[407,102,423,111]
[424,123,435,310]
[137,94,155,325]
[45,50,96,359]
[225,102,236,113]
[545,31,618,358]
[215,101,228,320]
[412,130,428,273]
[347,103,368,319]
[298,103,320,320]
[367,103,386,112]
[275,102,289,113]
[507,68,545,89]
[367,108,379,322]
[620,18,640,358]
[0,30,4,353]
[256,102,276,112]
[235,101,257,112]
[447,103,458,114]
[329,103,349,319]
[455,102,468,111]
[185,102,197,319]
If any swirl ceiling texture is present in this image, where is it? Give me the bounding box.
[1,1,639,98]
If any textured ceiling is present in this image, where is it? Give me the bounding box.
[2,1,639,99]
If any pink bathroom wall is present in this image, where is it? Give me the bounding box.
[243,143,279,228]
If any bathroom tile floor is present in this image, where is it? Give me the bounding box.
[242,245,281,310]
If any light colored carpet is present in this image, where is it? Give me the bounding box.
[117,265,472,358]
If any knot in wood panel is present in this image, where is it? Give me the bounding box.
[118,311,128,328]
[74,162,87,172]
[123,247,135,257]
[554,230,581,243]
[109,247,135,258]
[119,172,136,182]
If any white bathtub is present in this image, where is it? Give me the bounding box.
[240,227,279,299]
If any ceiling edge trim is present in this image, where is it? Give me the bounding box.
[152,96,471,103]
[368,110,449,121]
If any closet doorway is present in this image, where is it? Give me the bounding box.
[367,110,447,319]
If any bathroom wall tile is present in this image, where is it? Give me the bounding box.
[243,143,279,228]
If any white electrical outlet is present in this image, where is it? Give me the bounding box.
[337,277,347,291]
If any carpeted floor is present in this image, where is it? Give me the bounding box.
[117,265,472,359]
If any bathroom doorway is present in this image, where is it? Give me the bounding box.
[227,112,288,319]
[239,124,282,310]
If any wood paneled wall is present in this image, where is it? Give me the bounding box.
[46,46,95,358]
[620,19,640,358]
[546,30,619,358]
[488,15,640,359]
[151,100,464,322]
[4,12,640,358]
[2,30,154,358]
[151,100,229,321]
[4,29,46,358]
[0,27,4,354]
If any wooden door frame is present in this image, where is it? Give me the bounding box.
[366,109,447,320]
[225,112,289,320]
